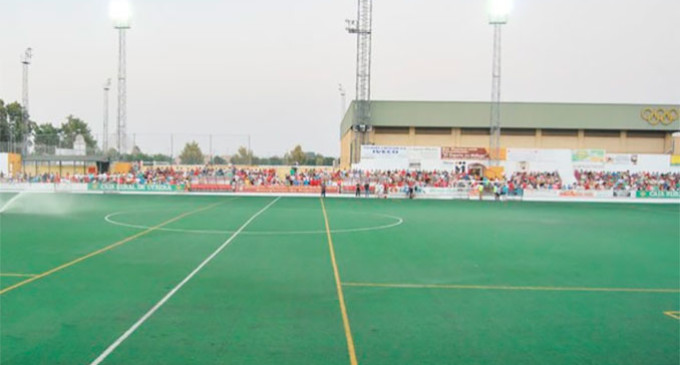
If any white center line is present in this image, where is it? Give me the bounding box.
[90,197,281,365]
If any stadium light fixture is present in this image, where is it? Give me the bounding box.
[110,0,132,29]
[488,0,511,24]
[110,0,131,152]
[487,0,511,166]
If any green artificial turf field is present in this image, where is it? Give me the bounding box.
[0,192,678,365]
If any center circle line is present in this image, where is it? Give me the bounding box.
[104,211,404,235]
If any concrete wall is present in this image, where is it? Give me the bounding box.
[372,129,412,146]
[583,136,624,152]
[413,133,454,147]
[500,135,537,148]
[459,133,489,148]
[541,135,579,149]
[340,131,352,168]
[0,153,7,175]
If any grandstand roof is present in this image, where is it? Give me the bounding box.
[340,101,680,135]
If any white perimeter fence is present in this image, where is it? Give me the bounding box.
[0,182,678,204]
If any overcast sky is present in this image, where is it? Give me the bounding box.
[1,0,678,157]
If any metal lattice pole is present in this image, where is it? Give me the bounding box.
[346,0,372,165]
[116,28,128,153]
[21,48,32,156]
[103,78,111,152]
[489,24,502,166]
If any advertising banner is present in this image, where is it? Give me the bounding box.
[190,184,233,192]
[361,146,408,159]
[189,185,344,194]
[572,149,605,163]
[636,190,680,199]
[407,146,442,160]
[238,186,325,193]
[558,190,613,199]
[361,146,440,160]
[441,147,488,160]
[420,187,470,199]
[613,190,633,198]
[87,183,185,192]
[671,155,680,167]
[523,190,560,199]
[441,147,506,161]
[605,154,638,165]
[558,190,595,198]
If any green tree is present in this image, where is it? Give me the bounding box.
[105,147,119,157]
[0,100,8,144]
[0,101,33,151]
[179,141,205,165]
[230,146,254,165]
[285,145,307,165]
[60,115,97,149]
[268,156,284,165]
[34,123,61,146]
[213,155,227,164]
[121,145,152,162]
[322,156,336,166]
[7,102,27,142]
[257,156,283,165]
[151,153,173,163]
[315,155,324,166]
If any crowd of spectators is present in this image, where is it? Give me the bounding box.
[507,171,562,190]
[2,166,679,193]
[573,170,680,191]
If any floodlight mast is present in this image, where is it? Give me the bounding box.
[346,0,373,165]
[488,0,510,167]
[111,0,131,153]
[103,79,111,152]
[21,48,32,156]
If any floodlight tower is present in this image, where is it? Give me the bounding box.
[487,0,511,166]
[103,78,111,152]
[346,0,373,165]
[21,47,32,156]
[110,0,131,153]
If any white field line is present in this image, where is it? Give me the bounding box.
[89,196,281,365]
[105,210,404,236]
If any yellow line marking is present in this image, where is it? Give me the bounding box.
[664,311,680,319]
[0,201,224,296]
[0,273,37,277]
[342,282,680,293]
[321,198,358,365]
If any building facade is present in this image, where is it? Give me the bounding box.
[340,101,680,167]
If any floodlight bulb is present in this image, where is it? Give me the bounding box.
[110,0,132,28]
[488,0,512,24]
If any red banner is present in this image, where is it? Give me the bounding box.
[190,184,233,192]
[190,184,343,194]
[441,147,489,160]
[441,147,506,160]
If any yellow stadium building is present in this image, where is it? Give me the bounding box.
[340,101,680,168]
